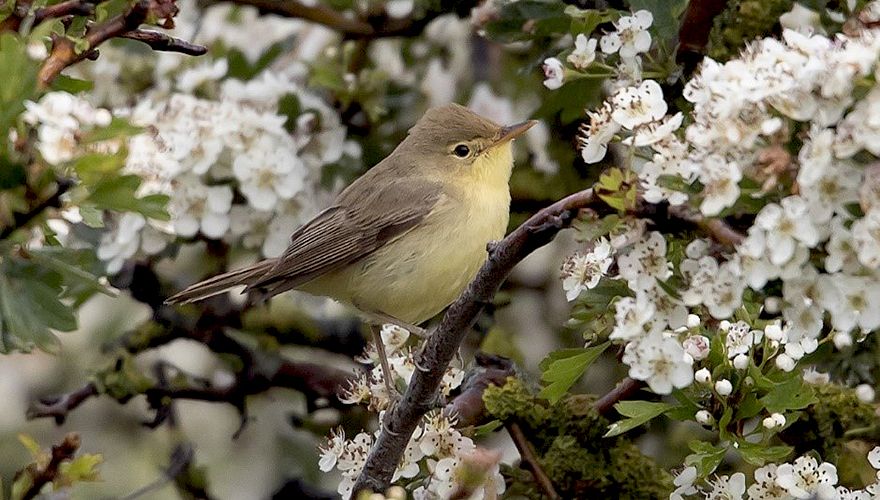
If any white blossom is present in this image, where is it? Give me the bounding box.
[599,10,653,59]
[568,34,598,69]
[561,239,613,301]
[542,57,565,90]
[775,456,839,499]
[610,80,667,130]
[622,331,693,394]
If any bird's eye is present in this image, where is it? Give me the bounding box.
[453,144,471,158]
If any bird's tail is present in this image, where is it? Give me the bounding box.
[164,259,278,304]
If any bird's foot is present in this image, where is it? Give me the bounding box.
[486,239,502,259]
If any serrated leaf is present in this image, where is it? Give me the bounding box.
[17,434,42,458]
[70,151,126,184]
[0,33,39,133]
[685,440,727,477]
[484,0,569,43]
[539,342,609,403]
[734,391,764,420]
[0,260,76,352]
[759,375,817,413]
[50,74,94,94]
[472,420,503,437]
[736,441,792,466]
[80,117,143,143]
[604,400,673,437]
[87,175,169,220]
[58,453,102,484]
[627,0,689,39]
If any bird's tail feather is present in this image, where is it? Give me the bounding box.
[165,259,278,304]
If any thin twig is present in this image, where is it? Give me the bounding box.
[352,188,607,495]
[216,0,462,39]
[33,0,96,24]
[0,177,73,241]
[120,29,207,55]
[26,382,99,423]
[21,433,81,500]
[507,422,560,500]
[593,377,644,416]
[667,205,745,247]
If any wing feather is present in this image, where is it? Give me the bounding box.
[248,178,443,291]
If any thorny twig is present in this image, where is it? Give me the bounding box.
[507,422,561,500]
[20,433,81,500]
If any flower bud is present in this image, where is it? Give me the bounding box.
[833,331,853,350]
[695,368,712,384]
[856,384,876,403]
[687,314,701,328]
[775,353,796,372]
[695,410,714,425]
[733,354,749,370]
[715,379,733,396]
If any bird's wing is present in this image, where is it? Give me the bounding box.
[249,177,446,290]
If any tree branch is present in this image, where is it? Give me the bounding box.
[593,377,644,416]
[120,29,208,55]
[507,422,560,500]
[33,0,96,24]
[215,0,466,39]
[37,0,204,87]
[676,0,729,75]
[352,188,607,495]
[21,433,81,500]
[0,177,73,241]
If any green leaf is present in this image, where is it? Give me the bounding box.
[685,440,727,477]
[70,151,127,184]
[472,420,504,437]
[736,441,792,466]
[50,74,94,94]
[570,278,631,323]
[0,33,39,133]
[30,248,116,304]
[628,0,689,39]
[0,156,26,189]
[760,375,817,413]
[80,117,143,143]
[59,453,103,482]
[0,258,78,352]
[78,204,104,228]
[485,0,569,43]
[565,7,615,36]
[17,434,42,458]
[604,400,673,437]
[734,391,764,420]
[539,342,609,403]
[87,175,169,220]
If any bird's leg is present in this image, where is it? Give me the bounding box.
[370,323,398,399]
[364,311,429,338]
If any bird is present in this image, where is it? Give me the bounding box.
[166,103,536,391]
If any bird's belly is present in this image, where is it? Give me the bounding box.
[345,196,508,324]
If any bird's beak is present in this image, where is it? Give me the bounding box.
[493,120,539,146]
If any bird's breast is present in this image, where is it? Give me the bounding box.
[346,181,511,324]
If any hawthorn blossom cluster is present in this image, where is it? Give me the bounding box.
[96,68,355,273]
[22,92,114,165]
[672,447,880,499]
[321,325,503,499]
[543,10,653,91]
[560,7,880,397]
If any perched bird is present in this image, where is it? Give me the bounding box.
[166,103,536,389]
